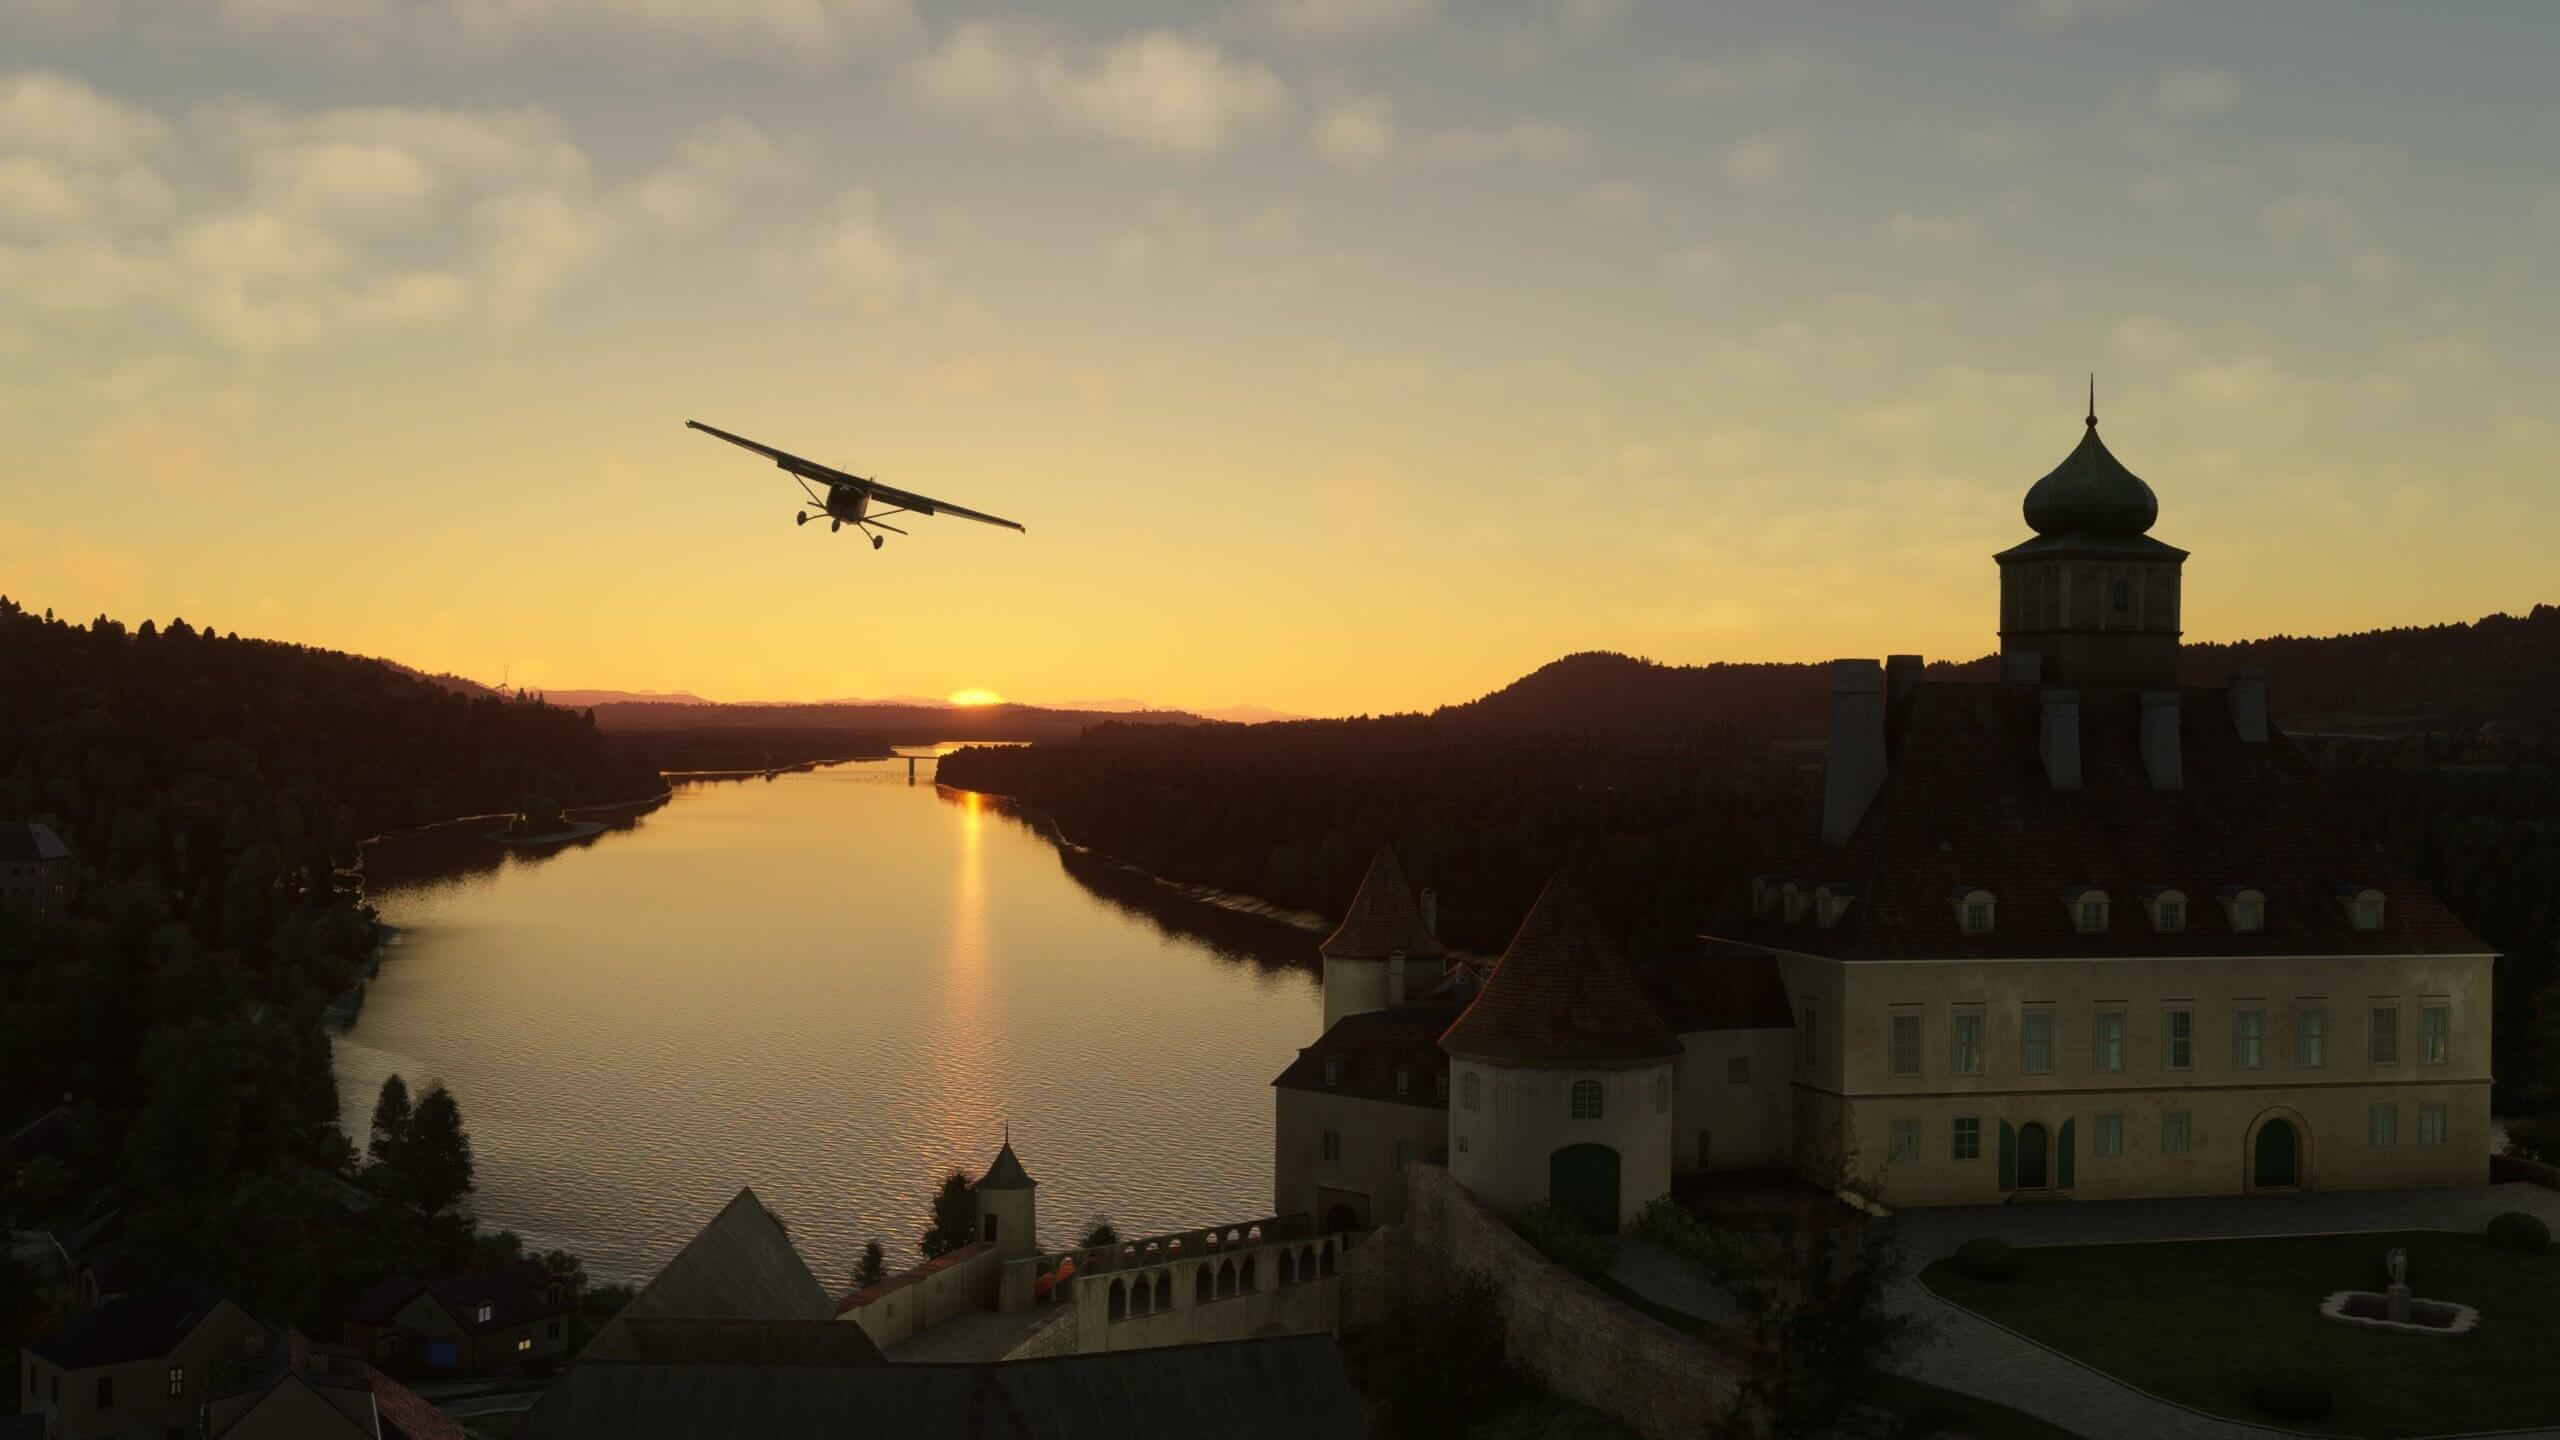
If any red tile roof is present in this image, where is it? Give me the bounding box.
[1320,847,1447,961]
[1439,873,1682,1067]
[1271,1004,1456,1107]
[1718,682,2490,961]
[1630,946,1796,1032]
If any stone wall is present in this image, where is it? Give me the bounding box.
[2492,1152,2560,1190]
[1058,1233,1343,1351]
[840,1242,999,1350]
[1365,1165,1744,1440]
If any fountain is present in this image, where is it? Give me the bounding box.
[2319,1246,2480,1336]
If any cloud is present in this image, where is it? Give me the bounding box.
[1242,0,1436,43]
[1577,177,1649,222]
[1722,130,1808,185]
[759,189,929,306]
[1312,97,1393,175]
[1651,53,1809,103]
[134,0,926,64]
[1422,120,1584,169]
[633,117,792,230]
[1661,244,1726,291]
[1885,211,1975,247]
[2152,64,2238,118]
[2015,0,2154,32]
[1954,124,2033,171]
[0,69,167,164]
[905,19,1289,156]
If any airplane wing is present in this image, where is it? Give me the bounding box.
[686,420,1025,533]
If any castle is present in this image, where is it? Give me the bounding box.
[1275,401,2496,1228]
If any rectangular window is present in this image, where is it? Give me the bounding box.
[2233,1009,2263,1069]
[2421,1005,2449,1065]
[2093,1112,2124,1157]
[1889,1014,1921,1077]
[1963,900,1992,934]
[2021,1011,2053,1075]
[1951,1013,1985,1076]
[516,1337,533,1353]
[1395,1070,1410,1097]
[2371,1007,2400,1065]
[1320,1130,1340,1161]
[1456,1133,1469,1154]
[2076,899,2108,933]
[547,1320,563,1340]
[2370,1104,2398,1147]
[2297,1008,2326,1067]
[1889,1118,1920,1164]
[2162,1009,2192,1071]
[2162,1110,2191,1155]
[1323,1060,1338,1086]
[1726,1056,1750,1085]
[2233,896,2265,932]
[167,1367,184,1399]
[1952,1117,1982,1160]
[2157,898,2186,932]
[2419,1104,2447,1147]
[1435,1072,1448,1101]
[2093,1010,2124,1072]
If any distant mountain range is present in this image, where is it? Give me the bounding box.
[400,675,1304,728]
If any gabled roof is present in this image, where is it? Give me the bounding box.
[1273,1002,1457,1108]
[1629,945,1796,1033]
[976,1140,1036,1191]
[1720,682,2490,961]
[27,1284,235,1369]
[1439,873,1681,1067]
[343,1258,570,1335]
[1319,847,1446,961]
[613,1318,885,1367]
[0,821,70,863]
[208,1328,463,1440]
[583,1187,832,1360]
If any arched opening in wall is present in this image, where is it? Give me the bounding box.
[1218,1260,1237,1299]
[1319,1242,1336,1277]
[1323,1203,1360,1234]
[1241,1255,1256,1292]
[2246,1107,2311,1191]
[1548,1143,1623,1235]
[1299,1245,1316,1278]
[1196,1266,1213,1305]
[1154,1272,1172,1312]
[1279,1250,1297,1286]
[1108,1279,1127,1321]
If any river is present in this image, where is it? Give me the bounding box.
[333,759,1322,1288]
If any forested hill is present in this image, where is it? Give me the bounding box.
[1437,605,2560,740]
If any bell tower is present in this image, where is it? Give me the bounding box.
[1995,383,2188,689]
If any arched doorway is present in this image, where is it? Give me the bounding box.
[2254,1118,2298,1188]
[1322,1203,1361,1234]
[1549,1143,1622,1234]
[2017,1122,2050,1189]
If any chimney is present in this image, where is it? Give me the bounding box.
[1886,654,1923,717]
[2141,690,2183,790]
[1821,659,1887,849]
[2227,667,2268,743]
[1419,888,1437,940]
[2003,648,2042,686]
[2039,688,2082,790]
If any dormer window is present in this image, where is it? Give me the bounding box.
[2218,886,2267,933]
[1750,874,1782,920]
[1323,1060,1338,1086]
[474,1302,493,1324]
[2066,886,2109,934]
[2141,887,2187,933]
[2338,886,2386,932]
[1394,1069,1410,1097]
[1813,883,1856,929]
[1780,881,1808,924]
[1950,887,1995,935]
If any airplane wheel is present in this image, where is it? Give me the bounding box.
[831,518,842,533]
[871,534,884,550]
[796,513,809,526]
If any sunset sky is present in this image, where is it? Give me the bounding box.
[5,1,2556,716]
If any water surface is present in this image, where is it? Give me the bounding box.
[335,761,1320,1287]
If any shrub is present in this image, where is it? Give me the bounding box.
[2505,1116,2557,1165]
[1953,1238,2018,1282]
[1632,1193,1766,1283]
[1516,1202,1615,1280]
[2487,1211,2552,1254]
[2252,1371,2334,1421]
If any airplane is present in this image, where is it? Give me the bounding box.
[686,420,1026,550]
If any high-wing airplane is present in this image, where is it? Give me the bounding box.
[686,420,1026,550]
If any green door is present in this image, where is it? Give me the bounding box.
[1549,1144,1622,1235]
[2254,1119,2297,1188]
[2057,1118,2076,1190]
[2017,1122,2049,1188]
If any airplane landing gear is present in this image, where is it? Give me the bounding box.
[796,512,810,526]
[871,534,885,550]
[830,518,842,533]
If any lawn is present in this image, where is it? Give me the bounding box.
[1921,1229,2560,1437]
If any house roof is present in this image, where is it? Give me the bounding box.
[1319,847,1446,961]
[27,1284,232,1369]
[976,1140,1036,1192]
[516,1334,1364,1440]
[0,821,70,864]
[583,1187,834,1360]
[1272,1002,1456,1108]
[343,1258,570,1335]
[1439,872,1682,1067]
[1629,946,1797,1033]
[613,1318,886,1368]
[1718,681,2491,962]
[209,1328,462,1440]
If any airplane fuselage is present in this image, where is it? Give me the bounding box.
[824,483,869,522]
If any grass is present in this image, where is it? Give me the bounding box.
[1921,1229,2560,1437]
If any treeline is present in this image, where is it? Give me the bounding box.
[0,597,662,1354]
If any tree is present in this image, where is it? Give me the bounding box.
[853,1239,887,1291]
[403,1083,476,1215]
[1719,1151,1919,1439]
[918,1169,976,1260]
[542,1249,588,1296]
[368,1074,412,1169]
[1078,1216,1119,1249]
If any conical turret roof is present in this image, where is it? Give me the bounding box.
[1439,872,1680,1066]
[2022,394,2157,537]
[1320,847,1447,961]
[976,1139,1036,1191]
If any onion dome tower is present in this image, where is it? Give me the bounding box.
[1995,381,2188,689]
[1319,847,1447,1033]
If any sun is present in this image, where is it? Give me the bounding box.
[947,688,1004,707]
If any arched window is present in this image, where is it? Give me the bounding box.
[2143,887,2187,932]
[1461,1072,1482,1110]
[1130,1277,1150,1317]
[1813,883,1856,929]
[1278,1250,1296,1286]
[1780,881,1809,923]
[1950,887,1995,934]
[2219,886,2266,933]
[1570,1079,1604,1120]
[1196,1266,1214,1304]
[2338,886,2386,931]
[1154,1272,1172,1312]
[1218,1260,1237,1299]
[1241,1255,1256,1292]
[1300,1245,1316,1277]
[1108,1279,1127,1321]
[2066,887,2109,934]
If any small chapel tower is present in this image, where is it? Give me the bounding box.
[1319,847,1447,1033]
[976,1133,1041,1312]
[1994,384,2189,690]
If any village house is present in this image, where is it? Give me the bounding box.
[17,1286,267,1440]
[0,822,73,915]
[339,1257,575,1377]
[200,1329,460,1440]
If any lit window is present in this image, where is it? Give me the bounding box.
[516,1337,532,1352]
[1889,1119,1920,1163]
[2369,1104,2397,1148]
[2297,1008,2326,1067]
[2021,1012,2053,1075]
[1950,1013,1984,1076]
[2419,1104,2447,1147]
[1321,1130,1341,1161]
[2163,1009,2192,1070]
[1726,1056,1750,1085]
[2420,1005,2449,1064]
[2371,1007,2400,1065]
[2162,1111,2191,1155]
[2233,1009,2263,1069]
[1569,1080,1604,1120]
[475,1303,493,1324]
[1461,1073,1481,1110]
[2093,1112,2123,1157]
[1652,1074,1670,1114]
[1889,1014,1921,1077]
[1951,1117,1982,1160]
[2093,1010,2124,1072]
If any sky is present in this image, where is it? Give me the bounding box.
[4,0,2556,716]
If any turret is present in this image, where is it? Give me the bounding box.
[1994,384,2188,690]
[1318,847,1447,1033]
[975,1134,1040,1311]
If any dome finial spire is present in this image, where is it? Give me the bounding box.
[2086,373,2097,428]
